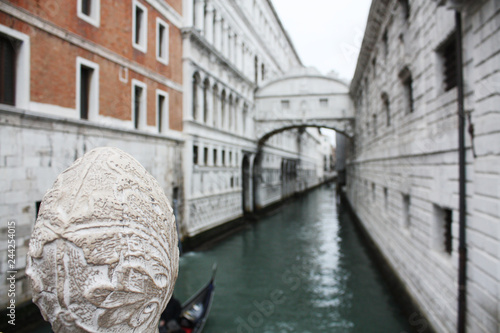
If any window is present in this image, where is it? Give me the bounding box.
[433,205,453,254]
[193,145,198,165]
[229,151,232,165]
[399,67,414,114]
[203,79,209,123]
[399,0,410,20]
[133,0,147,52]
[192,73,200,120]
[402,194,410,228]
[156,18,169,64]
[0,26,29,108]
[213,148,217,165]
[78,0,100,27]
[204,147,208,165]
[437,33,458,92]
[371,183,376,201]
[230,176,234,188]
[261,63,265,81]
[320,98,328,107]
[381,93,390,126]
[132,80,146,130]
[281,100,290,109]
[0,34,16,106]
[372,114,377,136]
[383,187,388,209]
[222,150,226,166]
[254,56,258,84]
[156,90,168,133]
[77,57,99,121]
[382,29,389,59]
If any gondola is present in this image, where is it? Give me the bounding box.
[178,264,217,333]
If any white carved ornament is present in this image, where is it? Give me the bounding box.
[27,147,179,333]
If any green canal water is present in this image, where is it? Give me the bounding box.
[25,184,415,333]
[175,185,414,333]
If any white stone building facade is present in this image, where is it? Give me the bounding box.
[346,0,500,332]
[180,0,332,239]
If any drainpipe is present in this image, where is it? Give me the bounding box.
[455,9,467,333]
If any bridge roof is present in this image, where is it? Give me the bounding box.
[256,67,349,98]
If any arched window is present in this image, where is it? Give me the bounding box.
[212,84,219,127]
[381,92,390,126]
[254,56,258,84]
[398,67,413,114]
[192,72,200,120]
[228,94,233,130]
[203,78,210,123]
[242,103,248,135]
[221,89,226,129]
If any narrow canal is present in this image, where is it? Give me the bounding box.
[175,185,414,333]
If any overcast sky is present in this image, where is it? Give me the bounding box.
[272,0,373,81]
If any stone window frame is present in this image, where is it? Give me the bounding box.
[156,89,169,133]
[132,0,148,53]
[399,66,414,114]
[76,57,100,121]
[156,17,169,65]
[432,204,453,255]
[0,24,30,109]
[131,79,147,130]
[77,0,100,27]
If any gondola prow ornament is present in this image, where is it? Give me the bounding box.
[26,147,179,333]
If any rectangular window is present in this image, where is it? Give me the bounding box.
[372,114,377,136]
[229,151,232,165]
[132,80,146,130]
[0,34,16,106]
[79,66,92,120]
[156,18,169,64]
[383,187,388,209]
[437,33,458,92]
[402,194,410,228]
[0,27,29,109]
[77,0,100,27]
[204,147,208,165]
[222,150,226,166]
[77,57,99,121]
[433,205,453,254]
[193,145,198,165]
[281,100,290,109]
[213,149,217,166]
[133,1,148,52]
[156,90,168,133]
[319,98,328,107]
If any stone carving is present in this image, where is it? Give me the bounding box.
[27,147,179,333]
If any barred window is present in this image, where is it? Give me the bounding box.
[437,34,458,92]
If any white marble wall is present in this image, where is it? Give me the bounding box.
[346,0,500,332]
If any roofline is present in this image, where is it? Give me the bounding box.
[349,0,390,95]
[258,73,349,92]
[266,0,303,66]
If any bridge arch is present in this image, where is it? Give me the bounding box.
[254,67,354,143]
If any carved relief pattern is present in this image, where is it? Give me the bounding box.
[27,147,179,333]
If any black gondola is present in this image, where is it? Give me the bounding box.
[178,264,217,333]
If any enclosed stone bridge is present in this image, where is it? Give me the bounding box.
[254,67,354,145]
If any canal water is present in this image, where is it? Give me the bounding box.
[175,185,414,333]
[26,184,414,333]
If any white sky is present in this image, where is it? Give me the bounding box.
[272,0,373,81]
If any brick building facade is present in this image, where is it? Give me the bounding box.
[0,0,184,308]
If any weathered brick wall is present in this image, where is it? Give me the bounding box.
[346,0,500,332]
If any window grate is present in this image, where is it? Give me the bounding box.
[438,35,458,92]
